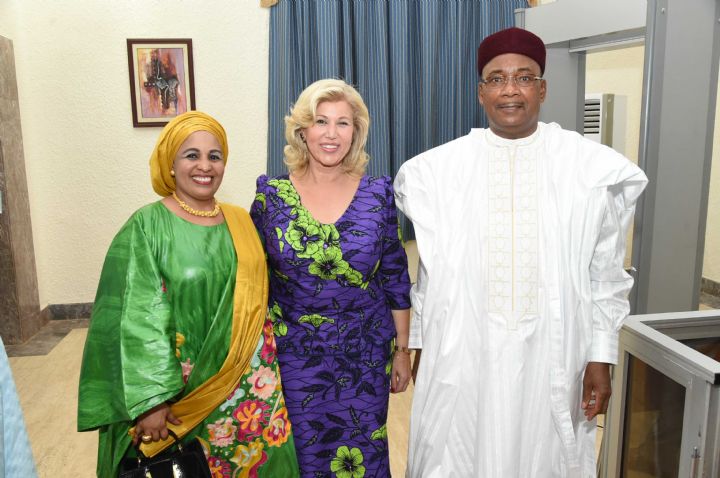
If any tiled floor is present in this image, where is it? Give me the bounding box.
[9,328,98,477]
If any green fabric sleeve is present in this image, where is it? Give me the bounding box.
[77,212,184,432]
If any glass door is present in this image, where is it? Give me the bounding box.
[620,355,685,477]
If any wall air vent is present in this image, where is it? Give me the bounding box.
[584,93,614,146]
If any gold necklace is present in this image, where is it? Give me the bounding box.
[172,192,221,217]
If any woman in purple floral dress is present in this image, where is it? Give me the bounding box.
[251,79,412,477]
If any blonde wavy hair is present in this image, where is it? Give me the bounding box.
[284,79,370,176]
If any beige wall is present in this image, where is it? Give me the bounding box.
[585,45,644,165]
[704,74,720,282]
[0,3,17,40]
[0,1,270,306]
[585,46,644,267]
[585,45,720,283]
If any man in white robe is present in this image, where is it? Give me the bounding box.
[394,27,648,477]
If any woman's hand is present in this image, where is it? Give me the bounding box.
[133,402,182,445]
[390,308,412,393]
[391,351,412,393]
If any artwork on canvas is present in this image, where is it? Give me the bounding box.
[127,39,195,127]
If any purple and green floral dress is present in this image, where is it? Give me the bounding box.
[251,174,411,478]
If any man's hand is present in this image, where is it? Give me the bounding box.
[581,362,611,421]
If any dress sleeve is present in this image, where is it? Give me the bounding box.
[77,213,183,431]
[588,184,638,364]
[250,174,270,246]
[394,160,434,349]
[379,176,412,310]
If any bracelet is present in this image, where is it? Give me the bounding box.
[394,345,411,354]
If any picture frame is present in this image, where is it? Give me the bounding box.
[126,38,196,127]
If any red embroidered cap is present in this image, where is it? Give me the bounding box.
[477,27,546,77]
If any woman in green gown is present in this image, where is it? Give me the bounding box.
[77,111,299,477]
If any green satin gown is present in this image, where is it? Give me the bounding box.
[77,202,299,477]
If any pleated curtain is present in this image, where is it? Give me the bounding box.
[267,0,529,234]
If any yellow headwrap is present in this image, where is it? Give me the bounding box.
[149,111,229,197]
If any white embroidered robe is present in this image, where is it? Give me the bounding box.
[394,122,648,478]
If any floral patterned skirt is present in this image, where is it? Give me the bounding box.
[279,344,392,478]
[192,321,300,477]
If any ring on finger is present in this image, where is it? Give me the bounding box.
[141,434,152,443]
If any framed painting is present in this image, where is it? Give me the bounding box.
[126,39,196,127]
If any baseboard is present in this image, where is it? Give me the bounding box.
[44,302,93,320]
[702,277,720,298]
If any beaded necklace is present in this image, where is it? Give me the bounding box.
[172,192,221,217]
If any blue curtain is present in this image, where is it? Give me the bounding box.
[267,0,528,235]
[268,0,527,177]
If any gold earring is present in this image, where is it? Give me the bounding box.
[170,170,175,177]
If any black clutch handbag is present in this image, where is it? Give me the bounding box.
[119,430,212,478]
